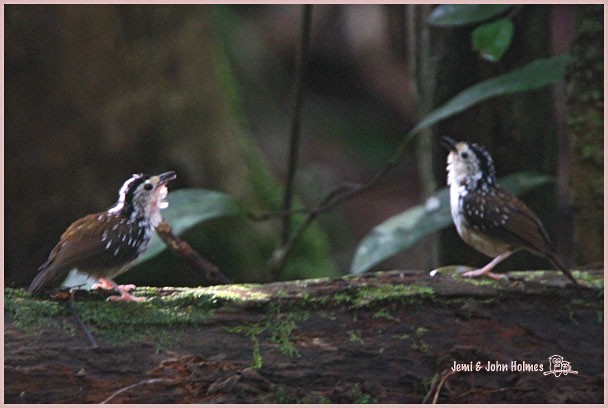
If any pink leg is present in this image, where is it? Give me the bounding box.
[462,251,512,280]
[92,278,145,302]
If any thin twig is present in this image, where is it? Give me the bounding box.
[421,372,441,404]
[421,370,454,404]
[251,136,408,224]
[268,138,407,273]
[432,370,455,404]
[280,4,313,246]
[69,291,99,349]
[156,220,230,285]
[101,378,177,404]
[246,206,310,222]
[257,8,419,274]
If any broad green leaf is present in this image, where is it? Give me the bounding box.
[137,188,246,263]
[428,5,513,27]
[350,172,553,275]
[408,54,572,138]
[472,18,514,62]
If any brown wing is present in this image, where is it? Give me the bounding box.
[461,187,555,254]
[462,188,579,286]
[28,212,149,294]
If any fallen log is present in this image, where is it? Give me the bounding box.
[4,269,603,403]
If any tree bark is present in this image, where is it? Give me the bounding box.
[408,5,482,270]
[5,270,603,404]
[566,5,603,267]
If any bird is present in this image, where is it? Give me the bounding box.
[28,171,177,301]
[441,136,579,286]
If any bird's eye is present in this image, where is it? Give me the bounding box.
[143,182,153,191]
[461,152,469,159]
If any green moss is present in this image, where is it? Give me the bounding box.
[415,326,428,337]
[506,270,604,289]
[347,329,365,345]
[391,333,410,341]
[318,311,337,321]
[333,284,435,309]
[267,314,303,358]
[565,302,579,325]
[194,284,270,302]
[222,303,310,368]
[4,286,256,344]
[72,290,218,344]
[411,326,430,354]
[457,276,505,288]
[570,270,604,289]
[5,289,68,334]
[372,308,399,322]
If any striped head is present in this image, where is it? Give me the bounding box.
[108,171,177,227]
[441,136,497,192]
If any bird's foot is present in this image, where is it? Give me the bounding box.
[92,279,136,292]
[461,268,508,280]
[93,279,144,301]
[116,284,137,292]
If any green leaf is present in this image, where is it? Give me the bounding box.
[428,5,513,27]
[350,172,553,275]
[408,54,572,138]
[472,18,514,62]
[137,188,246,263]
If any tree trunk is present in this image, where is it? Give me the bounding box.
[408,5,484,270]
[566,5,603,267]
[409,5,569,272]
[5,270,602,404]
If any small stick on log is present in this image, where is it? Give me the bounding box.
[155,220,230,285]
[69,290,99,349]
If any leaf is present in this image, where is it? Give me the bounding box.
[428,5,513,27]
[136,188,246,263]
[350,172,553,275]
[407,54,572,138]
[472,18,514,62]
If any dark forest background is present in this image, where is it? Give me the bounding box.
[5,5,603,288]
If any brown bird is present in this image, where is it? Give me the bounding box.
[28,171,177,301]
[441,136,579,286]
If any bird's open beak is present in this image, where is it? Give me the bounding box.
[440,136,459,152]
[158,171,177,185]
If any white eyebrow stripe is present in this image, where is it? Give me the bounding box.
[108,174,143,214]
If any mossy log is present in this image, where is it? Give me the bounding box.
[4,270,603,404]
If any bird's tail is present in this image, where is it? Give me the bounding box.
[28,265,66,296]
[546,252,580,287]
